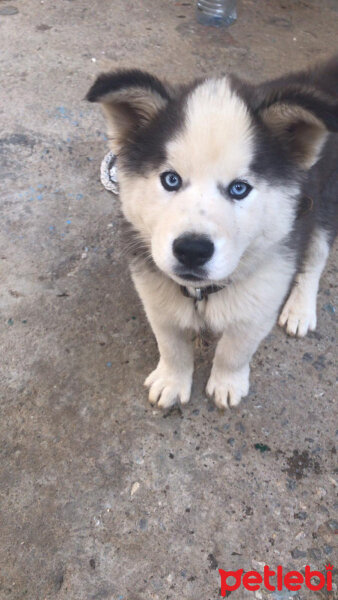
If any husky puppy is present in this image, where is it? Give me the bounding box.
[87,58,338,410]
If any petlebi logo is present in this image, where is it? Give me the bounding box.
[219,564,334,596]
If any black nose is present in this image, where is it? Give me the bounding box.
[173,234,214,268]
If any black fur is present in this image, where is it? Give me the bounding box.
[119,81,199,175]
[119,98,181,173]
[249,122,301,183]
[251,87,338,133]
[230,56,338,129]
[232,59,338,274]
[86,69,171,104]
[251,55,338,118]
[304,135,338,245]
[275,131,338,280]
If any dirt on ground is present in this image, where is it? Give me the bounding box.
[0,1,337,599]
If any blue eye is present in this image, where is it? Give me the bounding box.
[228,180,252,200]
[160,171,182,191]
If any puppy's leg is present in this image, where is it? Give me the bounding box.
[279,229,329,337]
[144,325,193,409]
[132,271,194,409]
[207,319,273,409]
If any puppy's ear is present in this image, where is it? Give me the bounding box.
[86,69,170,152]
[254,87,338,169]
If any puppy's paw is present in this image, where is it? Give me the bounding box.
[144,361,192,409]
[278,285,317,337]
[206,364,249,409]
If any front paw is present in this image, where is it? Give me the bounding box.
[206,364,249,409]
[278,284,317,337]
[144,361,192,409]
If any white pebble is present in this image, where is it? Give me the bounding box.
[131,482,140,497]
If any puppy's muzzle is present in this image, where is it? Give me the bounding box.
[173,234,214,268]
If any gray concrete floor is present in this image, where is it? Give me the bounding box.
[0,1,337,599]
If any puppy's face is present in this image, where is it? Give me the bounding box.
[87,68,334,285]
[118,79,298,285]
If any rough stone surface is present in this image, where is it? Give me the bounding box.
[0,1,337,599]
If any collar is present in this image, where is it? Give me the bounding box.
[180,284,225,302]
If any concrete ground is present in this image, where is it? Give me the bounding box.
[0,1,337,599]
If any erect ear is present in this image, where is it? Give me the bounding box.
[254,87,338,169]
[86,69,170,152]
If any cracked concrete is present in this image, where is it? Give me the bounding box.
[0,1,337,599]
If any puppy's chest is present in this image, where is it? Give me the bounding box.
[182,293,236,334]
[179,271,285,334]
[194,298,214,325]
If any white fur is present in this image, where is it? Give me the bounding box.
[144,360,192,408]
[132,268,194,408]
[132,245,295,407]
[279,229,329,337]
[206,364,250,409]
